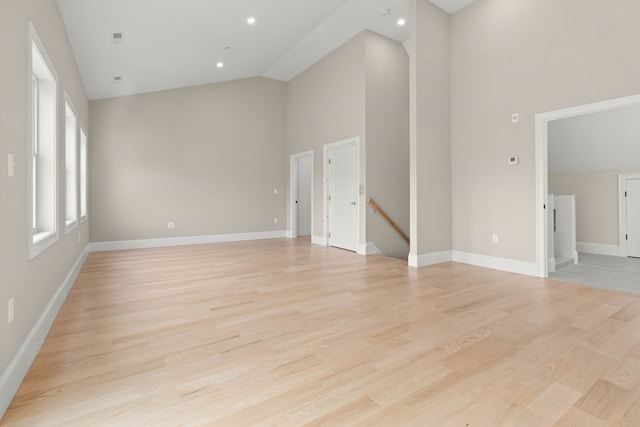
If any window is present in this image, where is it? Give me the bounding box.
[65,97,78,232]
[28,22,58,259]
[80,125,88,221]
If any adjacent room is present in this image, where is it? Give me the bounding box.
[1,0,639,424]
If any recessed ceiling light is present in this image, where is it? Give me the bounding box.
[397,18,406,26]
[216,62,224,68]
[247,17,256,24]
[381,8,391,15]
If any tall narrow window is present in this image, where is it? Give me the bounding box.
[28,22,58,258]
[65,98,78,232]
[80,126,88,221]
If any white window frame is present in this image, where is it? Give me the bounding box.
[64,95,78,233]
[80,124,88,222]
[28,22,58,259]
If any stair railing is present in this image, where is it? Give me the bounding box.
[366,197,409,245]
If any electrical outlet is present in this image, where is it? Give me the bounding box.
[274,217,278,224]
[492,234,499,244]
[8,297,14,324]
[167,222,175,229]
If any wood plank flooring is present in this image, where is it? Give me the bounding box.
[2,238,639,426]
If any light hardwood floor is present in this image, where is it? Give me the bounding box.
[2,238,639,426]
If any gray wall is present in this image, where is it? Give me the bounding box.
[550,169,639,246]
[365,32,410,259]
[0,0,89,393]
[450,0,640,262]
[89,77,287,242]
[286,32,367,242]
[286,30,410,257]
[410,0,452,262]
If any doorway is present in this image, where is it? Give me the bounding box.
[620,174,640,258]
[535,94,640,278]
[324,137,360,252]
[290,151,313,238]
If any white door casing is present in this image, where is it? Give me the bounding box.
[535,94,640,277]
[289,151,313,238]
[296,154,313,236]
[625,177,640,258]
[324,138,359,252]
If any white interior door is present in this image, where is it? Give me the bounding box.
[296,154,312,236]
[327,142,357,251]
[626,178,640,258]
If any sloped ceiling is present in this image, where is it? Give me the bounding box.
[57,0,474,100]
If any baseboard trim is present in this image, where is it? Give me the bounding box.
[408,250,453,267]
[576,242,620,257]
[0,247,89,418]
[452,250,538,276]
[89,230,288,252]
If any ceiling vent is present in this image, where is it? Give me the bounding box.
[111,32,124,44]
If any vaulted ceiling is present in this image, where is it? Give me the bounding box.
[57,0,475,100]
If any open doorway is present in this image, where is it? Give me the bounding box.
[535,94,640,293]
[290,151,313,239]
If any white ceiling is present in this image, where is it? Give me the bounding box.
[57,0,474,100]
[548,106,640,174]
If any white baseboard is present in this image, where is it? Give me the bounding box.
[311,235,327,246]
[452,250,538,276]
[358,242,384,256]
[0,247,89,418]
[89,230,287,252]
[408,250,452,267]
[576,242,620,257]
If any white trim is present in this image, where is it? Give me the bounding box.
[0,247,89,418]
[358,242,384,256]
[311,234,327,246]
[64,93,79,235]
[28,21,59,260]
[577,242,621,257]
[89,230,287,252]
[408,250,452,267]
[535,94,640,278]
[323,137,361,252]
[619,173,640,257]
[289,150,314,239]
[452,251,538,277]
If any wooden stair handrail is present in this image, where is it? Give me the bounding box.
[367,197,409,245]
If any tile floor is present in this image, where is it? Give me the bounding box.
[550,252,640,294]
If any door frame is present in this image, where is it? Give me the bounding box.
[289,150,314,239]
[534,94,640,277]
[619,173,640,257]
[323,137,361,249]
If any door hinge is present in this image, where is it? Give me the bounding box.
[543,204,546,209]
[626,234,628,240]
[328,195,331,201]
[329,232,331,238]
[328,158,331,164]
[625,191,627,197]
